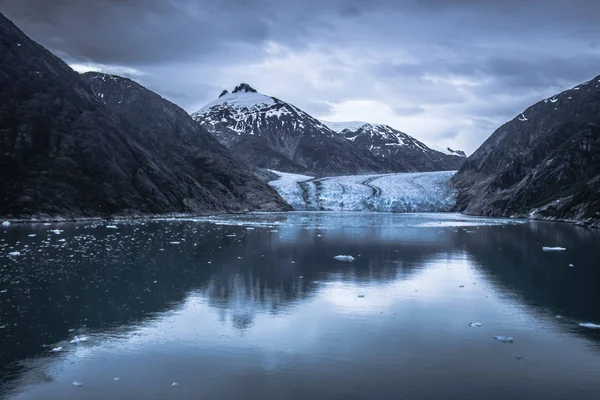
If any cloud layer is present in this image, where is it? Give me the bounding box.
[4,0,600,153]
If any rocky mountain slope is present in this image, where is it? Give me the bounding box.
[452,75,600,227]
[322,121,466,171]
[0,12,288,219]
[191,85,387,176]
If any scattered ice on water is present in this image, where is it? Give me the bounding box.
[334,255,355,262]
[70,336,88,344]
[579,323,600,329]
[542,247,566,251]
[494,336,514,343]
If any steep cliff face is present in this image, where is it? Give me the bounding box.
[191,84,388,176]
[452,75,600,226]
[0,13,288,219]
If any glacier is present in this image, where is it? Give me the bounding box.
[268,170,457,212]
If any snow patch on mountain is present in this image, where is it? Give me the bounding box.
[194,91,275,116]
[321,120,370,132]
[268,170,456,212]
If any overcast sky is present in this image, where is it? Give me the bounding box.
[2,0,600,153]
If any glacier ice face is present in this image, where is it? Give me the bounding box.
[268,170,457,212]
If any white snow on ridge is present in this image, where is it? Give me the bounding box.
[320,120,370,133]
[194,91,275,116]
[268,170,456,212]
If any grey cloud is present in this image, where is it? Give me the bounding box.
[393,106,425,116]
[2,0,600,153]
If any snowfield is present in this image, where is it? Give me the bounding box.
[268,170,457,212]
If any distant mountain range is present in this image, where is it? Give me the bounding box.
[192,85,465,175]
[191,84,388,176]
[322,121,465,171]
[453,75,600,227]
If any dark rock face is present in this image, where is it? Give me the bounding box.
[452,75,600,226]
[333,123,465,172]
[0,13,288,219]
[191,86,388,176]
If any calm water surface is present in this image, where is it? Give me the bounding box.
[1,212,600,399]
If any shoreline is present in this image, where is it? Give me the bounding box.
[1,210,597,230]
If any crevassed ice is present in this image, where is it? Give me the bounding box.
[268,170,457,212]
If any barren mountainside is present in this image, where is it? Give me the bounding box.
[0,12,288,219]
[452,75,600,227]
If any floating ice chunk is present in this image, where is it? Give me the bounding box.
[2,221,10,227]
[170,382,179,387]
[0,290,7,293]
[8,251,21,256]
[542,247,566,251]
[51,229,63,234]
[468,322,483,327]
[72,382,83,387]
[494,336,514,343]
[334,255,355,262]
[106,225,118,229]
[28,234,36,237]
[113,377,120,381]
[52,347,62,352]
[568,264,574,267]
[579,323,600,329]
[169,241,180,245]
[70,336,88,344]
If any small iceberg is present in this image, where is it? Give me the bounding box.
[28,234,36,237]
[579,323,600,329]
[70,336,88,344]
[8,251,21,256]
[170,382,179,387]
[468,322,483,327]
[1,221,10,227]
[542,247,566,251]
[72,382,84,387]
[106,225,118,229]
[494,336,514,343]
[334,255,355,262]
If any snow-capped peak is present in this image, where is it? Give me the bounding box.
[192,84,275,116]
[435,147,467,157]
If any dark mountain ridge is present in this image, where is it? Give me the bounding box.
[452,75,600,227]
[0,12,288,219]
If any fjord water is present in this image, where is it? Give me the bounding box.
[1,213,600,400]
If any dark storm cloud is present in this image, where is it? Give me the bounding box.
[1,0,600,153]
